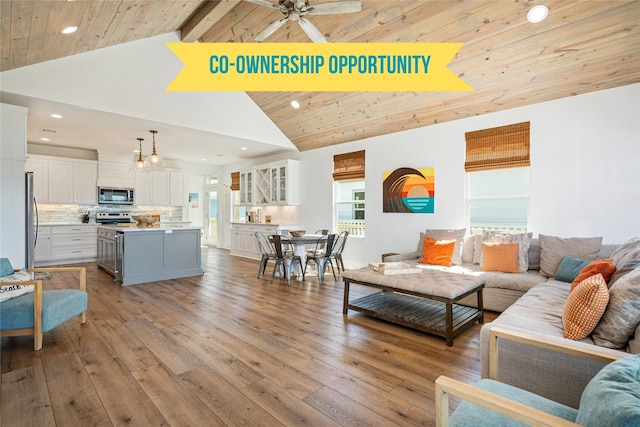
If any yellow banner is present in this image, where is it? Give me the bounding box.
[166,43,472,92]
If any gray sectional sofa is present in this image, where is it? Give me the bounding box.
[384,231,640,408]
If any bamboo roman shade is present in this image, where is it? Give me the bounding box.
[230,172,240,191]
[464,121,530,172]
[333,150,365,181]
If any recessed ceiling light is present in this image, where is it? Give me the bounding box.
[50,113,63,119]
[40,137,50,142]
[201,158,207,161]
[61,26,78,35]
[527,5,548,23]
[241,147,248,151]
[291,100,300,109]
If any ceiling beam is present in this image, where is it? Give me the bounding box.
[181,0,242,43]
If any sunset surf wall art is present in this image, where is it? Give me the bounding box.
[382,167,435,213]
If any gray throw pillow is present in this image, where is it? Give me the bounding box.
[538,234,602,278]
[592,267,640,349]
[481,232,533,273]
[416,228,466,265]
[609,237,640,286]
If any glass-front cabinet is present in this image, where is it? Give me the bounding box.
[240,169,253,205]
[240,160,300,206]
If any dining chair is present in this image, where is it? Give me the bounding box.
[303,234,337,284]
[270,235,303,286]
[330,231,349,272]
[255,232,277,279]
[315,229,330,235]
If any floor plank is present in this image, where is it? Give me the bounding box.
[1,247,497,426]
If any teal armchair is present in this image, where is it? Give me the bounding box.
[0,264,87,351]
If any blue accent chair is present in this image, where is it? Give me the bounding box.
[0,265,88,351]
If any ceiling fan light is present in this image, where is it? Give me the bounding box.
[527,5,548,23]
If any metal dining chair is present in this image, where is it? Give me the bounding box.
[270,235,303,286]
[303,234,337,284]
[255,232,277,279]
[330,231,349,272]
[315,229,330,235]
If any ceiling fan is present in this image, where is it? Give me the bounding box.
[245,0,362,43]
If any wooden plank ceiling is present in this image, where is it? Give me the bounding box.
[2,0,639,152]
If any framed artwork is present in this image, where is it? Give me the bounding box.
[189,192,199,208]
[383,167,435,213]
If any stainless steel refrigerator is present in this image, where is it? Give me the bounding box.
[25,171,38,269]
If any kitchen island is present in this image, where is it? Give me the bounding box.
[97,225,203,286]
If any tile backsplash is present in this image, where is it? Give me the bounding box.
[38,204,183,224]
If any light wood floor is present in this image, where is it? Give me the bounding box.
[1,247,496,427]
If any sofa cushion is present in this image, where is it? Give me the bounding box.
[481,232,533,273]
[609,237,640,287]
[449,378,578,426]
[592,267,640,349]
[571,259,616,290]
[539,234,602,278]
[418,237,455,267]
[576,355,640,427]
[0,258,13,277]
[0,270,34,302]
[481,242,519,273]
[555,256,590,283]
[562,274,609,340]
[416,228,466,265]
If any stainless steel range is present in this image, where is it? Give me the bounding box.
[96,212,132,224]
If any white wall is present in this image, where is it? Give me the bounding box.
[300,84,640,268]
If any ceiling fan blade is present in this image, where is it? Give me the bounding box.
[255,17,289,41]
[244,0,281,11]
[307,1,362,15]
[298,17,327,43]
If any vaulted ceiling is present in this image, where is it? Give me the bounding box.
[2,0,639,154]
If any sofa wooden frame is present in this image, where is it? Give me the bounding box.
[434,326,627,427]
[0,267,87,350]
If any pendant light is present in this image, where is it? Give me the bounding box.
[129,137,149,172]
[144,130,167,168]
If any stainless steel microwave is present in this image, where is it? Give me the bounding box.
[98,187,134,205]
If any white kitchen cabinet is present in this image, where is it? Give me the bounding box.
[29,155,97,204]
[252,160,300,206]
[134,172,152,204]
[170,172,184,206]
[230,223,296,259]
[254,165,271,205]
[25,157,49,203]
[270,159,300,205]
[239,169,253,205]
[134,170,183,206]
[151,170,170,205]
[74,161,98,204]
[34,226,52,263]
[35,225,97,266]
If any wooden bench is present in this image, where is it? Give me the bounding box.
[342,267,485,346]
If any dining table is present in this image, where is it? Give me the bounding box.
[283,233,327,280]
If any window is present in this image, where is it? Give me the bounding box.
[468,167,530,233]
[465,122,531,234]
[335,180,365,237]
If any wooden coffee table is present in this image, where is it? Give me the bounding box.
[342,266,484,346]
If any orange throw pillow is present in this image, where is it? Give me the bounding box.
[571,259,617,291]
[563,274,609,340]
[419,237,455,267]
[481,242,519,273]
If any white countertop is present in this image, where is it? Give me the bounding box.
[97,224,202,232]
[40,223,97,227]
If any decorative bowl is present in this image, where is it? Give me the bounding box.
[132,215,158,227]
[289,230,306,237]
